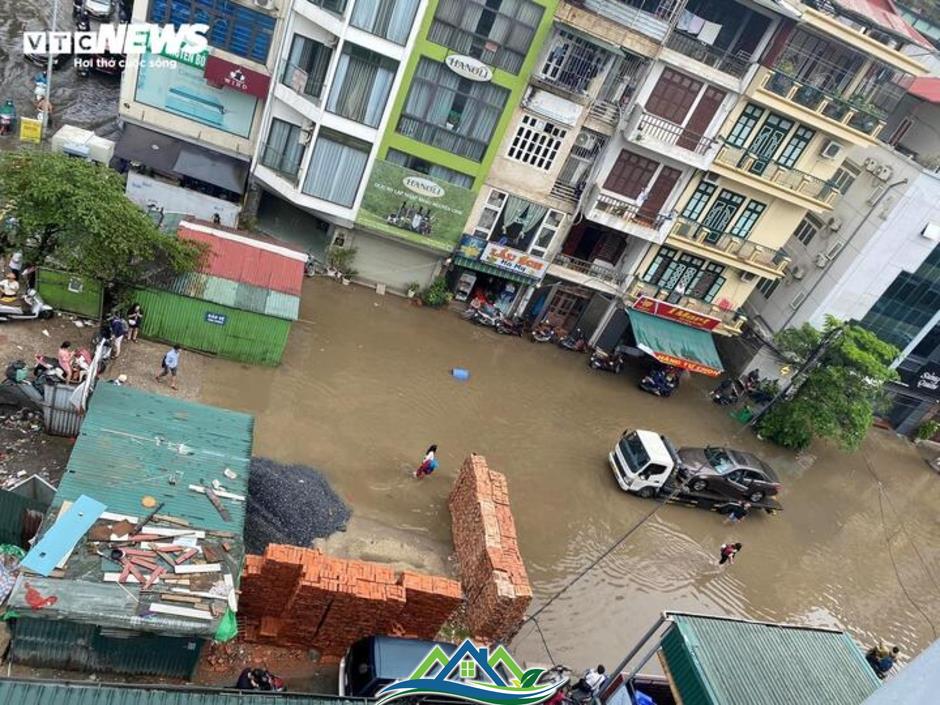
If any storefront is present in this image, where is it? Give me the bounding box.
[451,235,548,314]
[879,361,940,436]
[595,296,724,376]
[524,278,615,341]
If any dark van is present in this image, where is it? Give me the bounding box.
[339,636,456,697]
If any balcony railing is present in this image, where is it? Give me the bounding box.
[714,143,838,206]
[594,192,669,229]
[588,100,621,127]
[550,181,583,204]
[552,253,626,285]
[634,110,715,155]
[665,31,751,78]
[282,62,326,101]
[630,279,746,331]
[669,217,791,273]
[760,69,885,137]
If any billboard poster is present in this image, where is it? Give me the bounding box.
[357,160,476,252]
[135,52,257,138]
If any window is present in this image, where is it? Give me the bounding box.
[793,214,822,246]
[472,188,563,254]
[260,119,305,178]
[327,44,398,127]
[398,58,510,162]
[302,129,371,207]
[428,0,545,75]
[555,129,606,193]
[507,115,567,170]
[729,200,766,238]
[308,0,347,14]
[777,126,815,168]
[831,160,860,194]
[700,189,745,239]
[351,0,420,45]
[689,262,726,301]
[645,68,702,125]
[386,149,474,188]
[460,660,476,679]
[726,104,764,148]
[282,34,333,100]
[603,150,659,199]
[681,181,717,220]
[643,248,725,303]
[539,30,611,94]
[756,277,779,299]
[149,0,275,62]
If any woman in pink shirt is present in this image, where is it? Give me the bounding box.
[57,341,75,383]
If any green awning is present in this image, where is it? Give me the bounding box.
[627,308,723,376]
[453,255,538,286]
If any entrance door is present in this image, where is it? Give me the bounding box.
[748,113,793,175]
[645,68,702,125]
[699,190,745,243]
[638,166,681,223]
[678,85,726,151]
[546,290,587,332]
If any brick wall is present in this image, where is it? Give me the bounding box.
[449,454,532,642]
[239,546,463,659]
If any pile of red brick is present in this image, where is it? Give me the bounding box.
[239,545,463,659]
[449,453,532,642]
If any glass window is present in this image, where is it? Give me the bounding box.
[726,104,764,148]
[700,189,745,238]
[777,125,815,168]
[472,189,557,253]
[507,115,567,170]
[794,214,822,246]
[351,0,420,45]
[385,149,474,188]
[307,0,347,14]
[397,58,510,162]
[327,44,398,127]
[643,248,724,302]
[282,34,333,100]
[618,432,650,472]
[603,150,659,199]
[428,0,545,75]
[531,209,564,257]
[642,246,678,284]
[831,160,860,194]
[149,0,275,62]
[756,277,779,299]
[260,119,305,178]
[681,180,716,220]
[302,129,371,207]
[539,30,611,94]
[689,262,726,302]
[730,200,766,238]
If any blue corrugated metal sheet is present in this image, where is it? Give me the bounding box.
[0,678,372,705]
[665,615,881,705]
[171,272,300,320]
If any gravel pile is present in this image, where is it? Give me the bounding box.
[245,457,351,555]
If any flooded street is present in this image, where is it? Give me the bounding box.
[199,279,940,670]
[0,0,120,143]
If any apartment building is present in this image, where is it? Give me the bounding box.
[742,77,940,435]
[115,0,285,226]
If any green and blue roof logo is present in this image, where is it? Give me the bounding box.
[376,640,563,705]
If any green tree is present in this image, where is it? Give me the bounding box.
[0,149,202,284]
[758,316,899,451]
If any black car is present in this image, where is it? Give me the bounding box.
[677,446,782,503]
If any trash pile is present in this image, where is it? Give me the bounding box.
[0,409,65,489]
[244,458,350,555]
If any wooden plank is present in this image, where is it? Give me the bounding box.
[104,574,190,585]
[101,511,138,522]
[148,602,213,620]
[22,496,107,576]
[188,484,245,502]
[153,515,190,526]
[174,563,221,574]
[161,594,204,604]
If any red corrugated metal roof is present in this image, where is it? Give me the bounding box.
[178,223,305,296]
[833,0,932,48]
[909,77,940,103]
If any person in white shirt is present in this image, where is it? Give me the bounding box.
[155,344,181,390]
[573,665,606,702]
[1,272,20,298]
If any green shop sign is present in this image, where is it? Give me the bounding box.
[357,160,475,252]
[148,38,208,69]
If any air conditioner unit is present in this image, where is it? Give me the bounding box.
[820,139,843,160]
[740,271,757,282]
[827,216,843,232]
[789,264,806,280]
[863,157,879,173]
[875,165,893,181]
[575,132,597,148]
[702,171,720,183]
[815,252,829,267]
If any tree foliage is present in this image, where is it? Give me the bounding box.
[0,149,202,284]
[758,316,899,451]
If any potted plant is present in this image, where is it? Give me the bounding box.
[327,245,358,285]
[405,282,421,299]
[420,276,453,308]
[822,98,850,121]
[794,84,824,109]
[847,95,882,134]
[915,419,940,443]
[767,59,795,96]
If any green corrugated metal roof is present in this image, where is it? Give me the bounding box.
[627,309,723,375]
[453,255,539,286]
[171,272,300,320]
[0,679,371,705]
[666,615,881,705]
[7,385,254,637]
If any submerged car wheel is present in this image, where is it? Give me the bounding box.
[749,490,766,503]
[637,486,656,499]
[691,479,707,492]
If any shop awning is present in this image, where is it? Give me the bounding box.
[453,255,538,286]
[113,124,182,172]
[626,308,723,377]
[173,146,249,195]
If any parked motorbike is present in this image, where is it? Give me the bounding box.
[639,366,680,397]
[1,360,43,410]
[711,378,741,406]
[304,251,322,277]
[530,322,556,343]
[495,316,524,336]
[589,349,624,374]
[472,306,501,328]
[0,289,54,322]
[33,354,67,390]
[559,328,588,353]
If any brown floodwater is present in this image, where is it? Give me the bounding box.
[201,278,940,670]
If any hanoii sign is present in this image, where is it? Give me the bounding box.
[357,160,476,253]
[376,639,563,705]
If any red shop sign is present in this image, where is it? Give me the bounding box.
[204,55,271,99]
[632,295,722,331]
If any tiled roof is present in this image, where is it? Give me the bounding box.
[833,0,932,48]
[909,76,940,103]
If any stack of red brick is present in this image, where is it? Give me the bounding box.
[240,545,463,659]
[449,453,532,642]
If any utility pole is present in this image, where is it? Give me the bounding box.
[42,0,60,137]
[748,323,845,429]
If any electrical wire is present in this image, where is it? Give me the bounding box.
[531,615,556,665]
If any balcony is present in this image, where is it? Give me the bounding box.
[627,280,746,335]
[623,105,718,170]
[583,187,671,242]
[587,100,621,130]
[712,143,838,212]
[664,31,751,79]
[756,68,885,142]
[579,0,676,43]
[547,253,625,294]
[668,217,791,277]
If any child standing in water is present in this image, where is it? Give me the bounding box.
[415,445,438,478]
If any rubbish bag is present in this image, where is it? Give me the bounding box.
[214,608,238,642]
[633,691,656,705]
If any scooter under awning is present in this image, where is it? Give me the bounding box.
[626,308,723,377]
